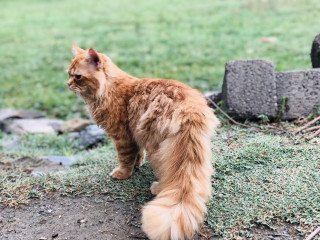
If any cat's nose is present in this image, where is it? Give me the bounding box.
[67,81,72,87]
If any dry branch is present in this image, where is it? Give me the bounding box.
[206,97,288,134]
[303,125,320,133]
[294,116,320,134]
[306,128,320,140]
[292,116,320,141]
[305,226,320,240]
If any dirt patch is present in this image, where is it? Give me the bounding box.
[0,194,216,240]
[245,223,304,240]
[0,155,66,176]
[0,194,146,240]
[0,194,309,240]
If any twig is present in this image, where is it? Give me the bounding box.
[206,97,288,134]
[303,125,320,133]
[260,124,289,133]
[294,116,320,134]
[305,128,320,140]
[294,133,307,145]
[198,231,209,239]
[206,97,249,128]
[305,226,320,240]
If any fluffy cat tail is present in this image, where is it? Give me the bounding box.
[142,113,217,240]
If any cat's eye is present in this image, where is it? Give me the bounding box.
[75,75,82,80]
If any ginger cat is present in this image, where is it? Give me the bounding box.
[67,46,219,240]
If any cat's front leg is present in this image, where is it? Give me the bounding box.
[110,139,140,180]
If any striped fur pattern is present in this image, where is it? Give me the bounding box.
[68,46,220,240]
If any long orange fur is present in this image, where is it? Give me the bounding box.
[67,46,220,240]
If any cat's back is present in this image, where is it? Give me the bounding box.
[131,78,207,107]
[128,78,215,142]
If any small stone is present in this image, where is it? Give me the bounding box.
[2,135,21,150]
[79,125,107,148]
[0,108,44,122]
[59,118,90,133]
[67,132,80,140]
[39,155,83,167]
[77,218,87,224]
[6,118,63,135]
[39,219,47,224]
[52,233,58,238]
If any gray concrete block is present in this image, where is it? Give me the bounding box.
[276,69,320,120]
[311,34,320,68]
[222,59,278,119]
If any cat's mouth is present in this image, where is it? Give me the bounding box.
[68,84,81,94]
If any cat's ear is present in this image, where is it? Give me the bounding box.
[72,45,85,56]
[86,48,101,68]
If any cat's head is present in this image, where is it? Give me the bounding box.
[67,45,107,100]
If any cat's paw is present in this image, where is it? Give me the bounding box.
[135,151,145,168]
[109,167,132,179]
[150,181,160,195]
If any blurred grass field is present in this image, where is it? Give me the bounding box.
[1,0,319,118]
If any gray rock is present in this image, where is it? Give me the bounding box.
[67,132,80,140]
[39,155,83,167]
[311,34,320,68]
[276,69,320,120]
[0,109,44,122]
[222,59,278,119]
[6,118,63,135]
[59,118,91,133]
[2,135,21,150]
[79,125,107,148]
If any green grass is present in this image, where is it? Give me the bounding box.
[1,126,320,238]
[208,128,320,237]
[1,0,320,118]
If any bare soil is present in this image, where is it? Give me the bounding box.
[0,194,146,240]
[0,194,307,240]
[0,155,66,176]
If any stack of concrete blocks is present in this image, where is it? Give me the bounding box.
[222,60,320,120]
